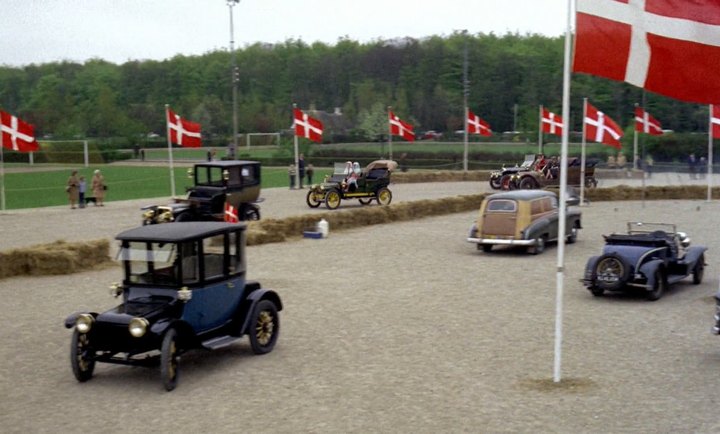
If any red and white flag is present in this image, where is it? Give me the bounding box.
[389,111,415,142]
[541,107,563,136]
[467,110,492,137]
[293,108,323,143]
[634,107,663,136]
[167,107,202,148]
[0,111,38,153]
[224,202,239,223]
[711,105,720,139]
[573,0,720,105]
[585,102,623,149]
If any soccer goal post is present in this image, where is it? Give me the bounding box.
[245,133,281,149]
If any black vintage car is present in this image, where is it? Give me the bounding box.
[64,222,282,391]
[142,161,262,224]
[510,156,599,190]
[306,160,397,210]
[488,154,536,190]
[582,222,706,301]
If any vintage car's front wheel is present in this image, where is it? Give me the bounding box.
[249,300,280,355]
[519,177,538,190]
[376,188,393,205]
[160,328,180,391]
[646,269,667,301]
[306,190,322,208]
[594,254,628,291]
[70,330,95,382]
[324,190,341,209]
[489,176,502,190]
[693,253,705,284]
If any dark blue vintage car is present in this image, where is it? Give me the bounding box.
[582,222,706,301]
[64,222,282,391]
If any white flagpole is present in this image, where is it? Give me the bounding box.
[580,98,587,207]
[633,106,639,170]
[293,103,300,189]
[554,0,574,383]
[538,105,543,154]
[707,104,713,202]
[464,105,469,171]
[165,104,176,197]
[387,106,393,160]
[463,40,469,172]
[1,129,5,211]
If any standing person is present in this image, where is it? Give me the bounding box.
[92,169,106,206]
[306,163,315,186]
[698,157,707,179]
[66,170,80,209]
[298,154,306,189]
[688,153,697,179]
[288,163,296,189]
[645,155,654,178]
[78,176,87,209]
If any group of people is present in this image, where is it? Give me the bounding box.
[534,154,560,179]
[66,169,106,209]
[288,154,315,189]
[687,153,708,179]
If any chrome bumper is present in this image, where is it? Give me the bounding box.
[467,237,535,247]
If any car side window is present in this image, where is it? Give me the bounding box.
[487,199,516,212]
[203,234,226,280]
[179,242,199,283]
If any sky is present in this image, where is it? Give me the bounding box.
[1,0,568,67]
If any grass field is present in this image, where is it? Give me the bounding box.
[1,164,332,210]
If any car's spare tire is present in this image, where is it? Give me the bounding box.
[594,254,630,291]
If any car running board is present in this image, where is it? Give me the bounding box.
[202,335,243,350]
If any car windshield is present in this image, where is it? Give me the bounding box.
[627,222,676,235]
[486,199,517,212]
[117,241,181,286]
[195,166,225,187]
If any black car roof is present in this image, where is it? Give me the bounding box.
[116,222,246,243]
[486,190,557,201]
[194,160,259,168]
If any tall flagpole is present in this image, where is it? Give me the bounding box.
[463,38,469,172]
[709,105,714,202]
[538,105,543,154]
[554,0,574,383]
[293,103,300,189]
[1,129,5,211]
[580,98,587,207]
[387,106,393,160]
[633,103,639,170]
[165,104,176,197]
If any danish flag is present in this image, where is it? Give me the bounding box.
[712,105,720,139]
[574,0,720,105]
[0,111,38,152]
[634,107,663,136]
[585,102,624,149]
[224,202,239,223]
[389,111,415,142]
[541,107,563,137]
[293,108,323,143]
[167,107,202,148]
[467,110,492,137]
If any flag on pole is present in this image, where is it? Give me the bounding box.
[167,107,202,147]
[585,102,623,149]
[224,202,239,223]
[573,0,720,105]
[634,107,663,136]
[389,111,415,141]
[467,110,492,136]
[711,105,720,139]
[0,111,38,152]
[293,108,323,143]
[541,107,564,136]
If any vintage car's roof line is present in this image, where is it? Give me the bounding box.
[486,190,557,201]
[194,160,260,168]
[117,222,246,242]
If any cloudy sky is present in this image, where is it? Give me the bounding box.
[2,0,569,67]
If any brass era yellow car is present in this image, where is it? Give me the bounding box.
[306,160,397,210]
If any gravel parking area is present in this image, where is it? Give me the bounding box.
[1,181,720,433]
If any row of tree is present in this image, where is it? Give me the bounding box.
[0,31,713,146]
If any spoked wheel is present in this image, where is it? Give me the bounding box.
[489,176,502,190]
[70,330,95,382]
[646,269,667,301]
[376,188,392,205]
[249,300,280,355]
[519,177,538,190]
[594,254,628,291]
[693,253,705,284]
[324,190,341,210]
[306,190,322,208]
[160,328,180,391]
[359,198,373,205]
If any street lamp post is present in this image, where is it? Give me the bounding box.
[227,0,240,160]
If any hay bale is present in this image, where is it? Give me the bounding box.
[0,239,110,280]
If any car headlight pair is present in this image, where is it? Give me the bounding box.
[128,317,149,338]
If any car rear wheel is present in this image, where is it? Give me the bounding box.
[529,235,547,255]
[646,269,667,301]
[161,328,179,391]
[481,244,493,253]
[324,190,341,210]
[359,198,373,205]
[249,300,279,355]
[693,253,705,284]
[306,190,321,208]
[70,330,95,382]
[594,254,628,291]
[519,177,538,190]
[376,188,392,205]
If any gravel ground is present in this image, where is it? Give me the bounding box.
[1,179,720,433]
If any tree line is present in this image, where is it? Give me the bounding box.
[0,31,712,147]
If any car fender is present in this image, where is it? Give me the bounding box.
[468,223,478,239]
[639,259,665,286]
[64,311,98,329]
[684,246,708,266]
[150,318,194,340]
[237,284,283,336]
[524,217,553,240]
[583,255,602,283]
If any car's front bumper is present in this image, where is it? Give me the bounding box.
[467,237,535,247]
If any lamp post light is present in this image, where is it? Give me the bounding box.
[227,0,240,160]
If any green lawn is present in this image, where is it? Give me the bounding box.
[1,165,332,210]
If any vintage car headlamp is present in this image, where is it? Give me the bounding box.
[128,317,149,338]
[158,209,174,223]
[177,286,192,302]
[142,209,155,220]
[109,282,123,298]
[75,313,94,334]
[677,232,691,248]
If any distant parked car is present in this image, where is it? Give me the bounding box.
[419,130,442,140]
[467,190,582,254]
[582,222,706,301]
[64,222,282,391]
